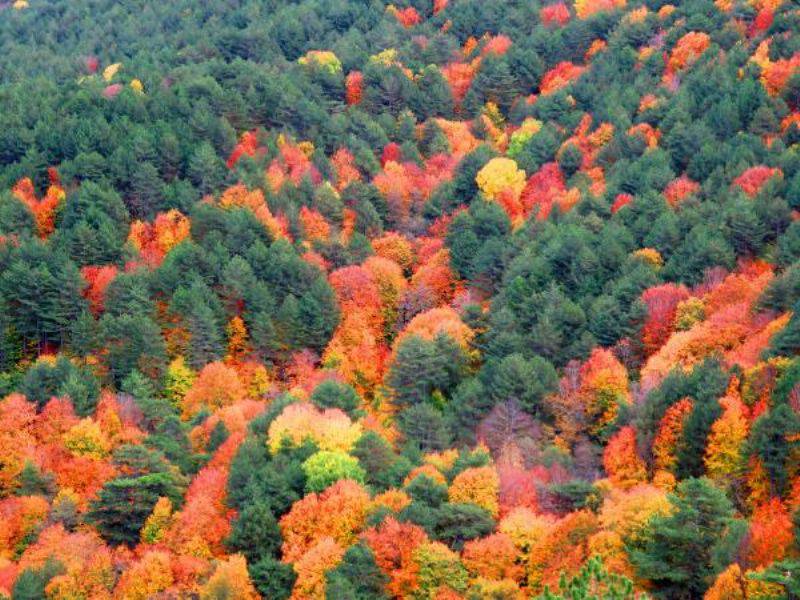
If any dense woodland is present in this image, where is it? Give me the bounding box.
[1,0,800,598]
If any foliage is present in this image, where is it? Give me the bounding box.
[0,0,800,596]
[629,478,735,599]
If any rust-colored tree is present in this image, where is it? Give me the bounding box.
[362,517,429,598]
[279,479,370,563]
[603,426,647,489]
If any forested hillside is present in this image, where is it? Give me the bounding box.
[1,0,800,597]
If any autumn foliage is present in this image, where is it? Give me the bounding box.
[12,174,65,238]
[3,1,800,599]
[280,479,370,562]
[603,426,647,489]
[363,517,429,598]
[732,166,782,197]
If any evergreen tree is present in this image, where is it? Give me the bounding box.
[629,478,735,599]
[749,404,800,496]
[88,445,187,545]
[11,557,65,600]
[325,543,390,600]
[226,501,281,563]
[249,556,296,600]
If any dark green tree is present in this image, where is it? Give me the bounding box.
[629,478,735,599]
[88,445,187,546]
[325,542,390,600]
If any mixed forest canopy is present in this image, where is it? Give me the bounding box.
[1,0,800,598]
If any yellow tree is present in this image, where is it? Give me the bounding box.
[448,466,500,517]
[598,484,671,545]
[164,357,195,409]
[475,158,526,200]
[62,418,111,459]
[226,316,250,364]
[704,383,749,486]
[114,551,173,600]
[140,497,174,545]
[578,348,630,437]
[200,555,259,600]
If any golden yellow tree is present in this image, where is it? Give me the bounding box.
[448,466,500,517]
[475,158,526,200]
[704,384,748,485]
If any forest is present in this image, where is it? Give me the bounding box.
[0,0,800,598]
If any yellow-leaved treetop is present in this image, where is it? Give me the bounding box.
[267,402,362,454]
[200,554,260,600]
[598,484,670,544]
[113,551,173,600]
[704,380,749,485]
[102,62,121,82]
[140,497,174,545]
[475,158,526,201]
[448,466,500,517]
[62,418,111,459]
[164,357,196,409]
[298,50,342,74]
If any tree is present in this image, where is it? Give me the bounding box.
[363,517,429,599]
[279,478,370,562]
[749,404,800,496]
[0,240,87,350]
[310,379,361,418]
[182,361,247,418]
[291,537,345,600]
[189,142,227,195]
[226,501,281,564]
[462,532,523,582]
[768,301,800,358]
[704,390,748,488]
[475,157,525,201]
[433,503,495,550]
[249,556,297,600]
[114,551,174,599]
[55,182,128,266]
[746,559,800,598]
[448,466,500,517]
[88,445,187,545]
[187,302,225,369]
[398,404,452,453]
[302,450,366,493]
[746,498,794,568]
[130,162,164,219]
[12,557,65,600]
[534,556,638,600]
[603,427,647,489]
[267,402,362,455]
[325,542,390,600]
[200,555,260,600]
[629,477,735,599]
[387,334,467,410]
[101,313,167,385]
[0,393,37,495]
[352,431,408,490]
[412,541,468,599]
[19,355,99,414]
[652,398,693,476]
[489,353,559,419]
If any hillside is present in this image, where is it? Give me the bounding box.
[1,0,800,598]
